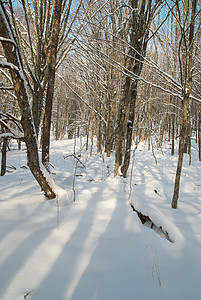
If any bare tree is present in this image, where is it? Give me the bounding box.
[0,0,56,199]
[41,0,63,168]
[114,0,162,177]
[8,0,94,170]
[170,0,200,208]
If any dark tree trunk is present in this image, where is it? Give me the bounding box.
[121,86,138,177]
[32,82,44,137]
[171,0,197,208]
[1,135,7,176]
[114,77,128,176]
[105,90,117,157]
[198,109,201,161]
[171,95,187,208]
[115,0,161,177]
[42,0,63,169]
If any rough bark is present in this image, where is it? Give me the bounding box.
[121,81,138,177]
[32,83,44,136]
[1,133,7,176]
[42,0,63,169]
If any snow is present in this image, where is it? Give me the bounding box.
[0,132,15,138]
[0,138,201,300]
[0,60,20,73]
[0,37,16,47]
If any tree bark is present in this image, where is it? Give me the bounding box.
[198,109,201,161]
[172,94,188,208]
[171,0,197,208]
[121,81,138,177]
[119,0,155,177]
[1,134,7,176]
[32,83,44,137]
[114,76,128,176]
[42,0,63,169]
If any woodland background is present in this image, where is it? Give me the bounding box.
[0,0,201,209]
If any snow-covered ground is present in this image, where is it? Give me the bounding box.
[0,137,201,300]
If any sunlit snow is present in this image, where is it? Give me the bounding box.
[0,137,201,300]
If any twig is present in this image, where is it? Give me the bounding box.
[128,142,139,202]
[72,160,79,202]
[64,154,86,168]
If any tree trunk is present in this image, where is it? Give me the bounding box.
[171,96,176,156]
[86,112,90,151]
[121,81,137,177]
[105,88,117,157]
[42,0,63,169]
[171,94,188,208]
[0,1,56,199]
[114,76,128,176]
[97,101,102,153]
[90,112,95,156]
[1,135,7,176]
[199,109,201,161]
[32,82,44,137]
[171,0,197,208]
[115,0,161,177]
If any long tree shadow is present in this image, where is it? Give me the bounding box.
[0,226,54,299]
[68,182,149,300]
[0,184,51,244]
[28,182,103,299]
[30,180,134,300]
[0,187,63,299]
[31,177,151,300]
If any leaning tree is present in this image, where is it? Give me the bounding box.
[0,0,56,199]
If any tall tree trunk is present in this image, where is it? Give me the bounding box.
[171,0,197,208]
[115,0,161,177]
[114,76,128,176]
[172,93,188,208]
[198,108,201,161]
[0,0,56,199]
[105,90,117,157]
[32,82,44,137]
[1,133,7,176]
[42,0,63,169]
[97,101,102,153]
[121,81,138,177]
[171,96,176,156]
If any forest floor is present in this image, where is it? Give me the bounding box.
[0,137,201,300]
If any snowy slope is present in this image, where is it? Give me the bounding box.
[0,138,201,300]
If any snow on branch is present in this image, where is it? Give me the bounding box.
[0,36,16,47]
[0,60,20,74]
[0,111,24,139]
